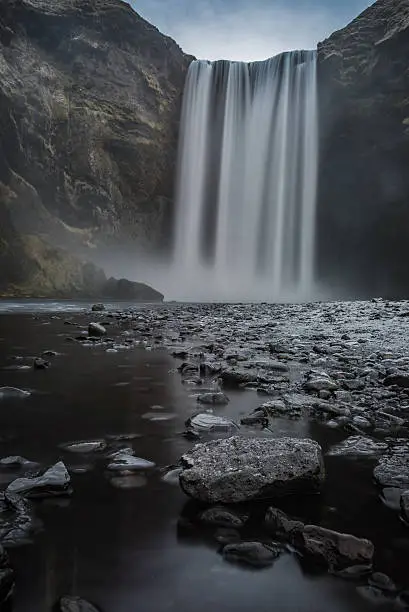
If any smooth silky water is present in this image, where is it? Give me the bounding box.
[170,52,318,302]
[0,306,406,611]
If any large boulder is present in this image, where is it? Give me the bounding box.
[179,436,325,504]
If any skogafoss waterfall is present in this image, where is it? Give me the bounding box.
[172,51,318,302]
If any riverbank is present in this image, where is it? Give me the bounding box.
[0,300,408,611]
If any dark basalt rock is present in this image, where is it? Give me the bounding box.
[222,542,281,568]
[179,436,325,504]
[199,507,247,529]
[302,525,374,570]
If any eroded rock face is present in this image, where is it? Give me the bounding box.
[0,0,192,294]
[317,0,409,297]
[179,436,325,504]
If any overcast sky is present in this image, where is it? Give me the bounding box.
[130,0,373,61]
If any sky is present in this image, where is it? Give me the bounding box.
[130,0,374,61]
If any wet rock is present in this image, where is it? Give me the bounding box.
[380,487,402,511]
[222,542,280,568]
[0,456,38,469]
[352,416,372,429]
[199,507,247,529]
[109,475,147,489]
[334,565,372,579]
[0,545,14,605]
[88,322,106,337]
[197,392,229,406]
[302,525,374,570]
[0,387,30,399]
[214,528,241,545]
[42,350,58,357]
[374,452,409,489]
[107,453,155,472]
[60,440,106,454]
[33,357,50,370]
[220,368,258,387]
[368,572,396,593]
[186,414,238,434]
[56,596,102,612]
[240,410,268,427]
[7,462,71,498]
[304,373,338,393]
[400,490,409,523]
[0,491,38,547]
[91,304,105,312]
[162,467,183,485]
[327,436,387,457]
[356,586,392,605]
[179,436,325,504]
[384,373,409,388]
[265,507,304,541]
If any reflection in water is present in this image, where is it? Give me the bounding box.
[0,313,405,611]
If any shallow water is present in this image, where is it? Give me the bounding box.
[0,306,407,611]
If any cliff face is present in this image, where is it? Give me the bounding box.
[317,0,409,297]
[0,0,191,296]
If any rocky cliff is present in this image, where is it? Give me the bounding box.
[0,0,191,297]
[317,0,409,297]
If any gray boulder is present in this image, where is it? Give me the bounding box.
[7,462,71,498]
[179,436,325,504]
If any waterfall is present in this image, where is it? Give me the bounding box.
[172,51,318,302]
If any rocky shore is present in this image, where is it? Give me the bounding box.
[2,299,409,609]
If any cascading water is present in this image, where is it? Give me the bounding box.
[172,50,318,302]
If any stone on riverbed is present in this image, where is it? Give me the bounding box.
[60,440,107,454]
[107,452,155,472]
[0,387,30,399]
[199,507,247,529]
[179,436,325,504]
[327,436,388,458]
[302,525,374,570]
[57,596,102,611]
[197,392,229,406]
[222,541,280,568]
[6,462,71,498]
[374,451,409,489]
[88,322,106,337]
[186,414,238,434]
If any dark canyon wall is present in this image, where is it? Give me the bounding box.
[0,0,191,296]
[318,0,409,298]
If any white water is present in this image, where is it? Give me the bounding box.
[166,51,318,302]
